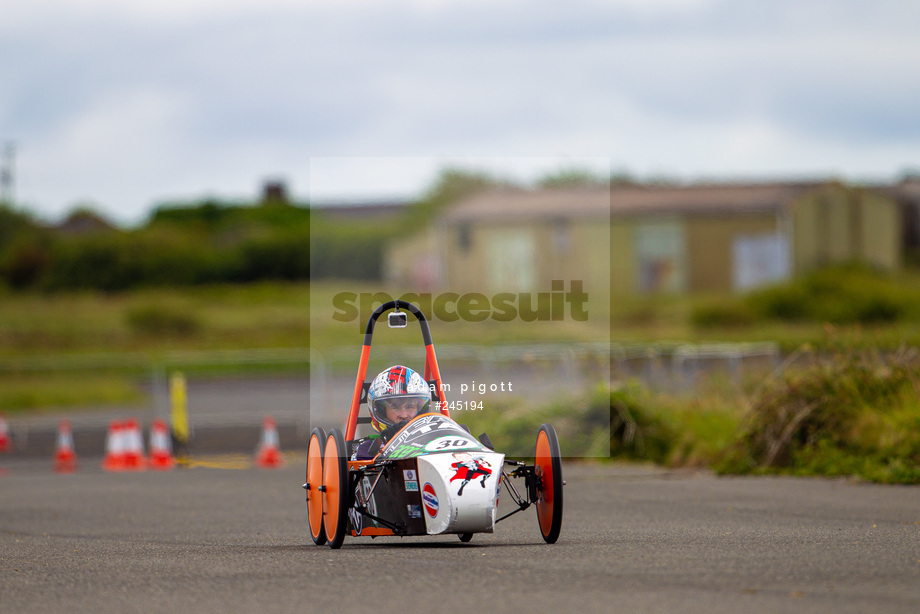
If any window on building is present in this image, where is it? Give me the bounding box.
[488,229,535,293]
[634,219,686,293]
[553,218,570,254]
[457,224,471,253]
[732,233,790,291]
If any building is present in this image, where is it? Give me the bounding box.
[385,181,904,295]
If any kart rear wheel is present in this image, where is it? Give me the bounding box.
[306,427,327,546]
[458,532,473,543]
[323,428,349,549]
[534,423,563,544]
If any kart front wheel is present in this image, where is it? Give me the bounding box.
[323,428,349,549]
[306,427,326,546]
[458,532,473,543]
[534,423,563,544]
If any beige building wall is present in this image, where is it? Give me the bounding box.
[443,218,612,295]
[685,214,780,292]
[442,222,488,292]
[401,182,903,301]
[792,185,901,273]
[860,191,900,269]
[609,221,634,295]
[792,186,843,272]
[791,192,819,273]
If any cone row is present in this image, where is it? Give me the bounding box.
[1,416,285,472]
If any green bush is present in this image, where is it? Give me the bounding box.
[39,232,223,291]
[746,284,814,321]
[716,348,920,483]
[2,200,401,291]
[609,384,675,462]
[0,238,52,289]
[233,231,310,282]
[745,265,911,324]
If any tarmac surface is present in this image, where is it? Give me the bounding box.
[2,459,919,614]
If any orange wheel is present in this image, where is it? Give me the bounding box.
[534,423,563,544]
[322,429,349,549]
[306,427,326,546]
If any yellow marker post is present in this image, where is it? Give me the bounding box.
[170,371,190,466]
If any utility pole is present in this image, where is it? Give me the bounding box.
[0,141,15,206]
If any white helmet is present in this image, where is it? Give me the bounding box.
[367,365,431,433]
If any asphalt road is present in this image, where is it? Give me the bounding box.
[2,460,919,614]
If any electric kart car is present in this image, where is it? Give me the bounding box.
[304,300,564,549]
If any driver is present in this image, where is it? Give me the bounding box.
[353,365,431,460]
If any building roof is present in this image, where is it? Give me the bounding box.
[310,199,409,219]
[444,182,826,222]
[611,182,820,216]
[443,188,609,222]
[55,209,115,234]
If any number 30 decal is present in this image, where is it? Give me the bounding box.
[425,437,477,452]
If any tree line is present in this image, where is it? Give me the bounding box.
[0,168,550,291]
[0,167,622,292]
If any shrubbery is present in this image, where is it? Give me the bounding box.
[0,200,394,291]
[609,384,675,463]
[461,350,920,484]
[746,265,911,324]
[717,348,920,483]
[693,265,920,328]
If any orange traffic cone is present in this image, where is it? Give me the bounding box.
[54,420,78,473]
[102,420,126,471]
[255,417,284,468]
[147,419,175,470]
[0,413,11,453]
[122,419,146,471]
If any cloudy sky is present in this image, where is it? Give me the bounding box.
[2,0,919,225]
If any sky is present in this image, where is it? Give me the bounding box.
[2,0,919,225]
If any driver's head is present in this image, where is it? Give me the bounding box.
[367,365,431,434]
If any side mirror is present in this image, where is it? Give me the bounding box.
[388,311,408,328]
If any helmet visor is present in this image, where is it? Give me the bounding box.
[374,395,430,424]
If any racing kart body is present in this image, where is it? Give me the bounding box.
[305,300,563,548]
[346,413,505,538]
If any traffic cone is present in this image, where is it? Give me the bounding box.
[54,420,78,473]
[122,419,146,471]
[147,419,175,470]
[255,417,284,468]
[0,414,11,453]
[102,420,126,471]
